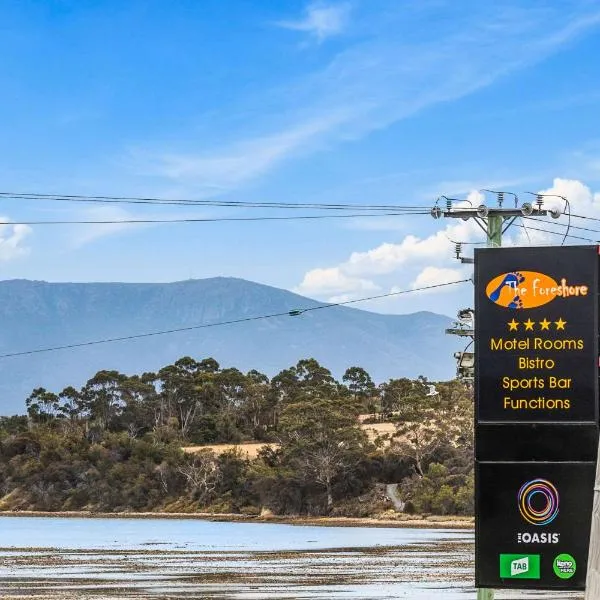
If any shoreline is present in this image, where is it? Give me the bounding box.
[0,510,473,529]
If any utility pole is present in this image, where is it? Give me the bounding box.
[434,192,553,388]
[432,192,554,600]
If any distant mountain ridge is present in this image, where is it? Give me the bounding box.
[0,277,459,414]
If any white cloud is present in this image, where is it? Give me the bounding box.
[409,266,468,292]
[0,219,32,261]
[296,177,600,308]
[511,178,600,246]
[295,266,379,298]
[277,2,351,41]
[342,217,481,278]
[327,292,369,303]
[296,209,481,299]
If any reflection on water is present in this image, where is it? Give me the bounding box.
[0,517,582,599]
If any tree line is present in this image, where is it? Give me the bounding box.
[0,357,474,517]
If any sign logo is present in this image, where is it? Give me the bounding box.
[553,553,576,580]
[518,479,559,526]
[499,554,541,579]
[486,271,588,309]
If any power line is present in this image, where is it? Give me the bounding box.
[569,212,600,223]
[0,211,429,226]
[515,221,599,243]
[522,217,600,239]
[0,191,427,212]
[0,279,470,359]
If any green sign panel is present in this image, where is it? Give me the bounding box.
[499,554,541,579]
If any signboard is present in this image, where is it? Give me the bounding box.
[474,245,599,591]
[476,246,598,424]
[476,462,595,589]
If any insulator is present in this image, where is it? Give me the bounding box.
[536,194,544,208]
[446,199,452,211]
[455,242,462,258]
[497,192,504,207]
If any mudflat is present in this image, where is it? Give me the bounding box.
[0,516,582,599]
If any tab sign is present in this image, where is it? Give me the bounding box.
[499,554,541,579]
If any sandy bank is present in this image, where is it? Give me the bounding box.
[0,510,473,529]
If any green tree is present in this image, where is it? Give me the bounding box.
[278,395,368,510]
[343,366,377,414]
[25,388,62,424]
[156,358,221,440]
[80,370,128,431]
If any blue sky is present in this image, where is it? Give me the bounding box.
[1,0,600,315]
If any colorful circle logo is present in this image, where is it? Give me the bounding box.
[518,479,559,526]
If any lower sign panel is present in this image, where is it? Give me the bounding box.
[475,461,595,590]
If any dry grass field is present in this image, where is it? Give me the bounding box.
[182,419,398,456]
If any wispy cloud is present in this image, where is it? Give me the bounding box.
[133,1,600,191]
[131,111,351,192]
[276,2,351,41]
[68,205,147,248]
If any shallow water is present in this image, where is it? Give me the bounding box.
[0,517,582,599]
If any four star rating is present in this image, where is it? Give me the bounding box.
[507,318,566,331]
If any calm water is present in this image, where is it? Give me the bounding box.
[0,517,582,600]
[0,515,467,551]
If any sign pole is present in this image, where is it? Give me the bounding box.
[585,447,600,598]
[476,216,503,600]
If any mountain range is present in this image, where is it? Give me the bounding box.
[0,277,461,415]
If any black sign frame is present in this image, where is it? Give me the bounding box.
[474,245,600,591]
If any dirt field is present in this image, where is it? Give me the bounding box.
[182,442,277,458]
[359,421,396,440]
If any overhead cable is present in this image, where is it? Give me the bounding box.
[0,279,470,359]
[0,191,427,212]
[0,212,429,226]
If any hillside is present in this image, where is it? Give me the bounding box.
[0,277,459,414]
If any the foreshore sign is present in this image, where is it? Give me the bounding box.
[475,246,599,590]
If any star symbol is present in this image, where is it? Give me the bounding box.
[524,319,535,331]
[555,318,567,330]
[539,318,551,331]
[508,319,519,331]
